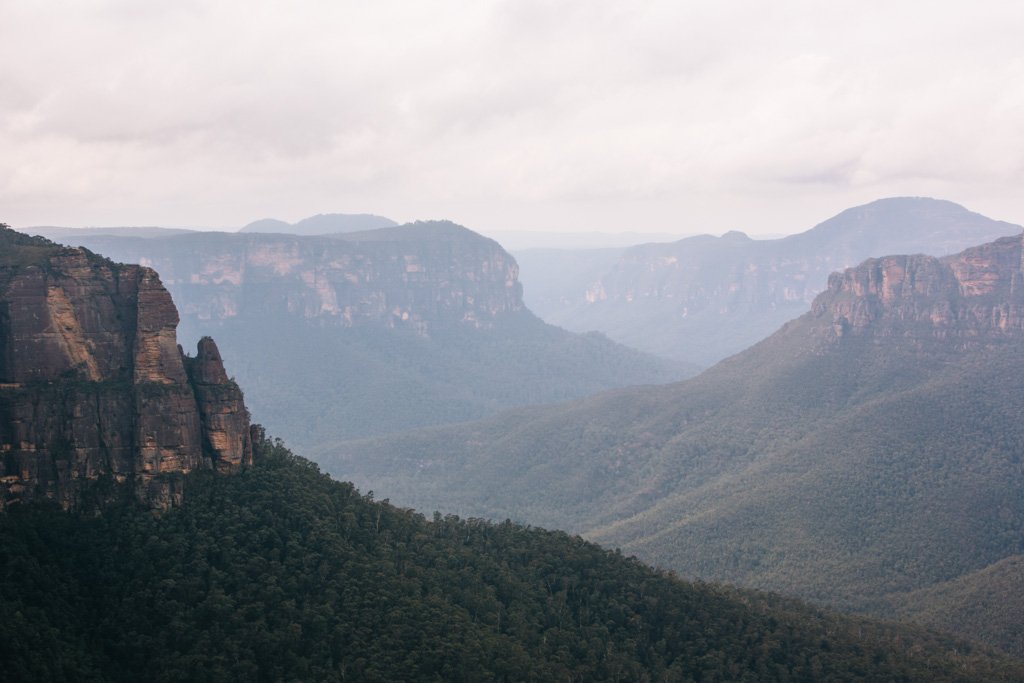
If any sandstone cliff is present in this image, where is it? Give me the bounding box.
[55,220,524,335]
[812,233,1024,344]
[0,226,251,510]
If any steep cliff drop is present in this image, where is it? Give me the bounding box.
[813,232,1024,344]
[0,226,251,510]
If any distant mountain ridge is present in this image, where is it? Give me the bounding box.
[73,221,525,334]
[324,230,1024,655]
[23,212,399,240]
[32,221,690,451]
[239,212,398,235]
[524,197,1022,366]
[26,226,198,239]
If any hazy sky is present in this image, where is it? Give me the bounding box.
[3,1,1023,236]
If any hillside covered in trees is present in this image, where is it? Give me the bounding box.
[324,233,1024,656]
[3,433,1022,682]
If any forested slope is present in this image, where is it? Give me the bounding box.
[885,555,1024,658]
[2,433,1021,682]
[323,234,1024,655]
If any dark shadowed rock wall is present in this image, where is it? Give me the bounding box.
[0,227,251,510]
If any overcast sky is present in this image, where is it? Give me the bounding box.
[2,1,1023,236]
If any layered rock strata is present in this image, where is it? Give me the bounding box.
[0,227,251,510]
[813,233,1024,343]
[53,221,524,335]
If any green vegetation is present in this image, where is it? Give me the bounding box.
[193,310,692,452]
[884,555,1024,658]
[2,432,1021,681]
[322,313,1024,655]
[0,224,66,273]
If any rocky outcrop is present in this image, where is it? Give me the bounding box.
[0,227,251,510]
[812,233,1024,342]
[184,337,252,473]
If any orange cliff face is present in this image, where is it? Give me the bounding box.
[811,233,1024,343]
[0,227,251,510]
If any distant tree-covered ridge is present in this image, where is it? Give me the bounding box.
[2,431,1021,682]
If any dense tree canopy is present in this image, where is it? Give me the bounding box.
[1,432,1021,681]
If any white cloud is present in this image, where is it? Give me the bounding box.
[1,0,1023,233]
